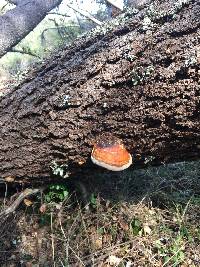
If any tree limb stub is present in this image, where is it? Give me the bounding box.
[0,0,62,57]
[105,0,123,11]
[0,0,200,182]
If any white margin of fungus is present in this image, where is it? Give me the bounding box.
[91,154,132,171]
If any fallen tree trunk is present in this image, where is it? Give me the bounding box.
[0,0,200,182]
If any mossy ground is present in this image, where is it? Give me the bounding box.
[0,161,200,266]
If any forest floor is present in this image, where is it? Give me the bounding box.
[0,161,200,267]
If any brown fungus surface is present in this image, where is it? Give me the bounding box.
[91,134,132,171]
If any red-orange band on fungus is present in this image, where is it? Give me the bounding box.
[92,143,131,167]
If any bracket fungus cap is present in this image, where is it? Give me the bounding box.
[91,135,132,171]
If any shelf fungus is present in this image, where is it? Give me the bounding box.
[91,135,132,171]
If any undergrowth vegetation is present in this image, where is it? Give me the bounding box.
[0,161,200,266]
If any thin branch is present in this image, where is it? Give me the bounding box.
[1,3,9,13]
[48,12,70,17]
[11,48,41,58]
[67,3,102,26]
[48,18,65,39]
[0,188,40,217]
[40,26,70,44]
[50,212,56,266]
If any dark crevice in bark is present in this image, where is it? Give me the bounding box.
[168,25,200,38]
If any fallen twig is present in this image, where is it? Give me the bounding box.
[0,188,40,217]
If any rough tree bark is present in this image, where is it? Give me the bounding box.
[0,0,62,57]
[0,0,200,182]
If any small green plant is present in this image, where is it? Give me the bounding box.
[156,235,185,267]
[90,193,98,209]
[190,196,200,205]
[97,227,105,235]
[109,225,118,241]
[44,184,69,203]
[50,161,69,178]
[130,218,143,236]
